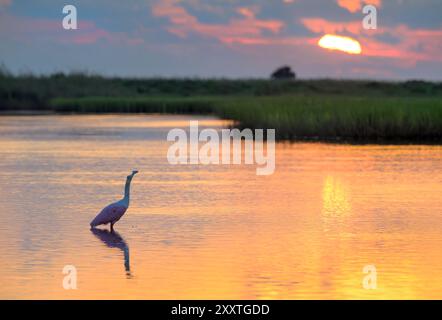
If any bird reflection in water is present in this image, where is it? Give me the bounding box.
[90,228,131,277]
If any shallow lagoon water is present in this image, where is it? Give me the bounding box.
[0,114,441,299]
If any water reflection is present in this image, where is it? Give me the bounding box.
[322,176,351,216]
[90,228,131,277]
[1,115,441,299]
[322,176,352,232]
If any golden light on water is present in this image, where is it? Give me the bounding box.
[1,116,442,299]
[318,34,362,54]
[322,176,351,217]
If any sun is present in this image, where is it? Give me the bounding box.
[318,34,362,55]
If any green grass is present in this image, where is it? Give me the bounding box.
[50,95,442,142]
[2,71,442,110]
[50,96,216,114]
[1,71,441,142]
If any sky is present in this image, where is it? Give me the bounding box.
[0,0,441,80]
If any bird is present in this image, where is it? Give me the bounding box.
[90,170,138,231]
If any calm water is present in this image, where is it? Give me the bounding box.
[0,115,441,299]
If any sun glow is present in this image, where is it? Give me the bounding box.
[318,34,362,54]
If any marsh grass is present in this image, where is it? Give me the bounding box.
[50,95,442,142]
[51,96,215,114]
[2,72,442,109]
[1,72,441,142]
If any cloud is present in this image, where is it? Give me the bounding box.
[336,0,381,13]
[220,35,311,46]
[302,18,364,35]
[152,0,284,43]
[2,0,442,79]
[0,13,143,46]
[236,7,257,19]
[363,25,442,62]
[152,0,442,66]
[301,16,442,63]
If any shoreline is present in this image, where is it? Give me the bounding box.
[0,110,56,116]
[1,108,441,145]
[1,76,441,145]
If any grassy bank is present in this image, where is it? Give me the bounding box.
[51,95,442,142]
[2,71,442,110]
[1,72,442,142]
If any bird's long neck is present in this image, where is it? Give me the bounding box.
[123,179,132,205]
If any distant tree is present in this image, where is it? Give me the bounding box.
[271,66,296,80]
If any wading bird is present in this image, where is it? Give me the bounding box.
[90,170,138,231]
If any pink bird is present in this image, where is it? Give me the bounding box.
[90,170,138,231]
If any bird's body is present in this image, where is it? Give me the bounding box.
[90,201,127,228]
[90,170,138,230]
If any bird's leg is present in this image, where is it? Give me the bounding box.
[110,222,114,232]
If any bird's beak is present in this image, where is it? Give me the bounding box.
[132,170,139,176]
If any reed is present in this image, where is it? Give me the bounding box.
[2,71,441,142]
[50,95,442,142]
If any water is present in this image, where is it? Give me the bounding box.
[0,114,441,299]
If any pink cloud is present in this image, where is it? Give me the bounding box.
[365,26,442,62]
[302,18,365,35]
[363,26,442,63]
[301,16,442,63]
[336,0,381,13]
[152,0,284,43]
[152,0,442,67]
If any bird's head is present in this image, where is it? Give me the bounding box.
[127,170,139,181]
